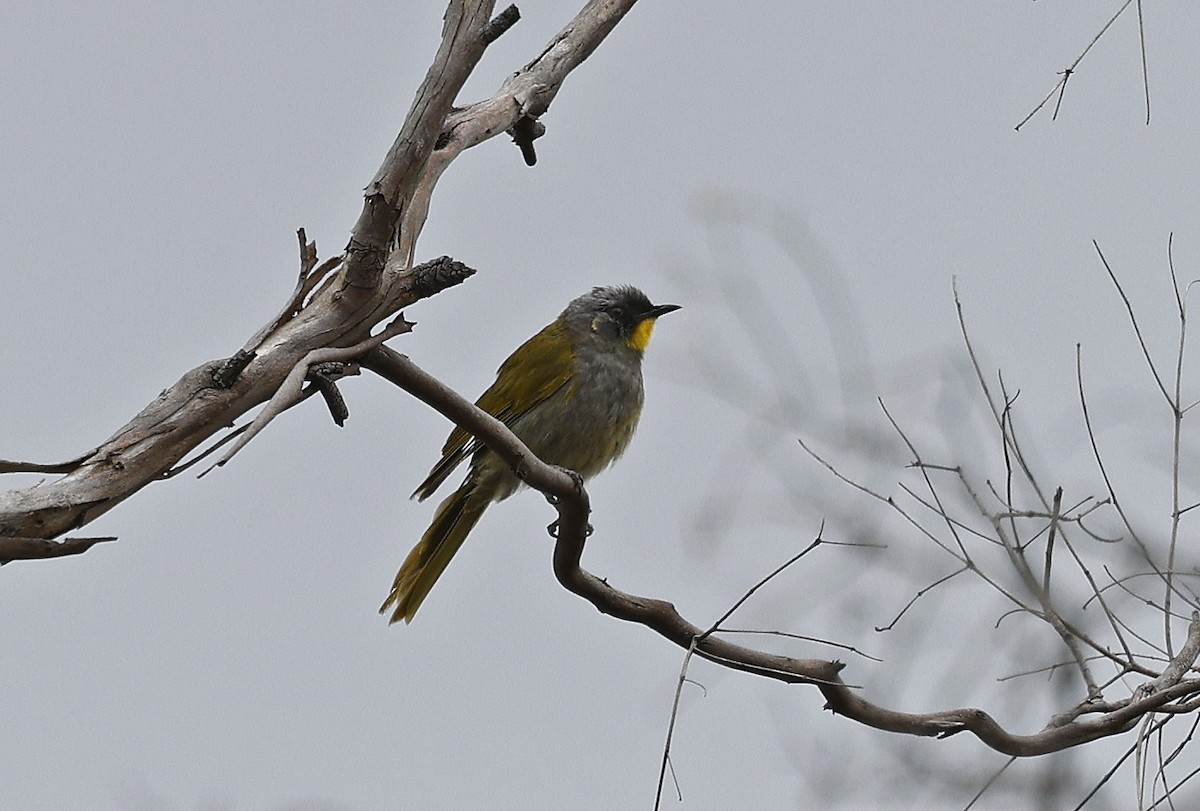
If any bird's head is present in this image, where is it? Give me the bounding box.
[563,285,680,354]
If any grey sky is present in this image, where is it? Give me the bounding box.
[4,3,1200,809]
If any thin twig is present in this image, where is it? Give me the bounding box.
[1054,528,1139,670]
[1095,240,1172,405]
[718,629,882,662]
[1071,715,1173,810]
[655,637,696,810]
[889,413,1037,611]
[800,436,980,570]
[242,247,342,353]
[1043,487,1063,595]
[962,755,1017,811]
[1136,0,1150,125]
[954,281,1051,511]
[898,482,997,545]
[0,535,117,562]
[1015,0,1139,131]
[0,453,94,474]
[1146,716,1200,809]
[879,398,970,557]
[701,531,827,640]
[163,424,248,478]
[1165,233,1191,658]
[998,654,1114,684]
[1076,344,1171,597]
[876,565,969,632]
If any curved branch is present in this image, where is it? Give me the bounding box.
[362,345,1200,759]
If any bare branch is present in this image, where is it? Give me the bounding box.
[394,0,639,266]
[719,629,883,662]
[655,637,698,811]
[1137,0,1151,125]
[1043,486,1062,595]
[964,756,1017,811]
[1015,0,1140,131]
[0,535,116,562]
[875,565,970,633]
[1094,240,1172,407]
[341,0,499,290]
[1076,343,1167,585]
[362,345,1200,758]
[701,532,827,638]
[0,453,93,475]
[0,3,630,547]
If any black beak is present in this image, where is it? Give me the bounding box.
[646,303,681,319]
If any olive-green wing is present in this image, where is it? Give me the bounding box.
[411,319,574,500]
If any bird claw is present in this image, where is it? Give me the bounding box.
[546,519,594,539]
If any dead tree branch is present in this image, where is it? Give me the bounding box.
[0,535,117,562]
[1015,0,1150,130]
[0,1,638,547]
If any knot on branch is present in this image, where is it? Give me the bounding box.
[342,238,388,291]
[410,256,477,299]
[342,191,397,290]
[210,349,257,389]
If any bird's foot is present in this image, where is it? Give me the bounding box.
[545,519,594,539]
[545,467,589,538]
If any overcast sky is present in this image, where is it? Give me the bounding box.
[5,3,1200,809]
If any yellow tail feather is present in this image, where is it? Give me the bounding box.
[380,483,489,624]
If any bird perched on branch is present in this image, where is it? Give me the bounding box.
[381,285,680,623]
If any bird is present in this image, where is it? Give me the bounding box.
[380,285,680,623]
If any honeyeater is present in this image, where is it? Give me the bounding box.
[380,285,679,623]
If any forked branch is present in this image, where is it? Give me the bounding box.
[0,1,636,548]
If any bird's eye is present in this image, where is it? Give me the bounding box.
[609,306,624,320]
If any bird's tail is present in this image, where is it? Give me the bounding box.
[380,482,489,624]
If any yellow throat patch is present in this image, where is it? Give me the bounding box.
[628,317,657,352]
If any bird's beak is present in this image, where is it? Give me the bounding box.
[646,303,681,319]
